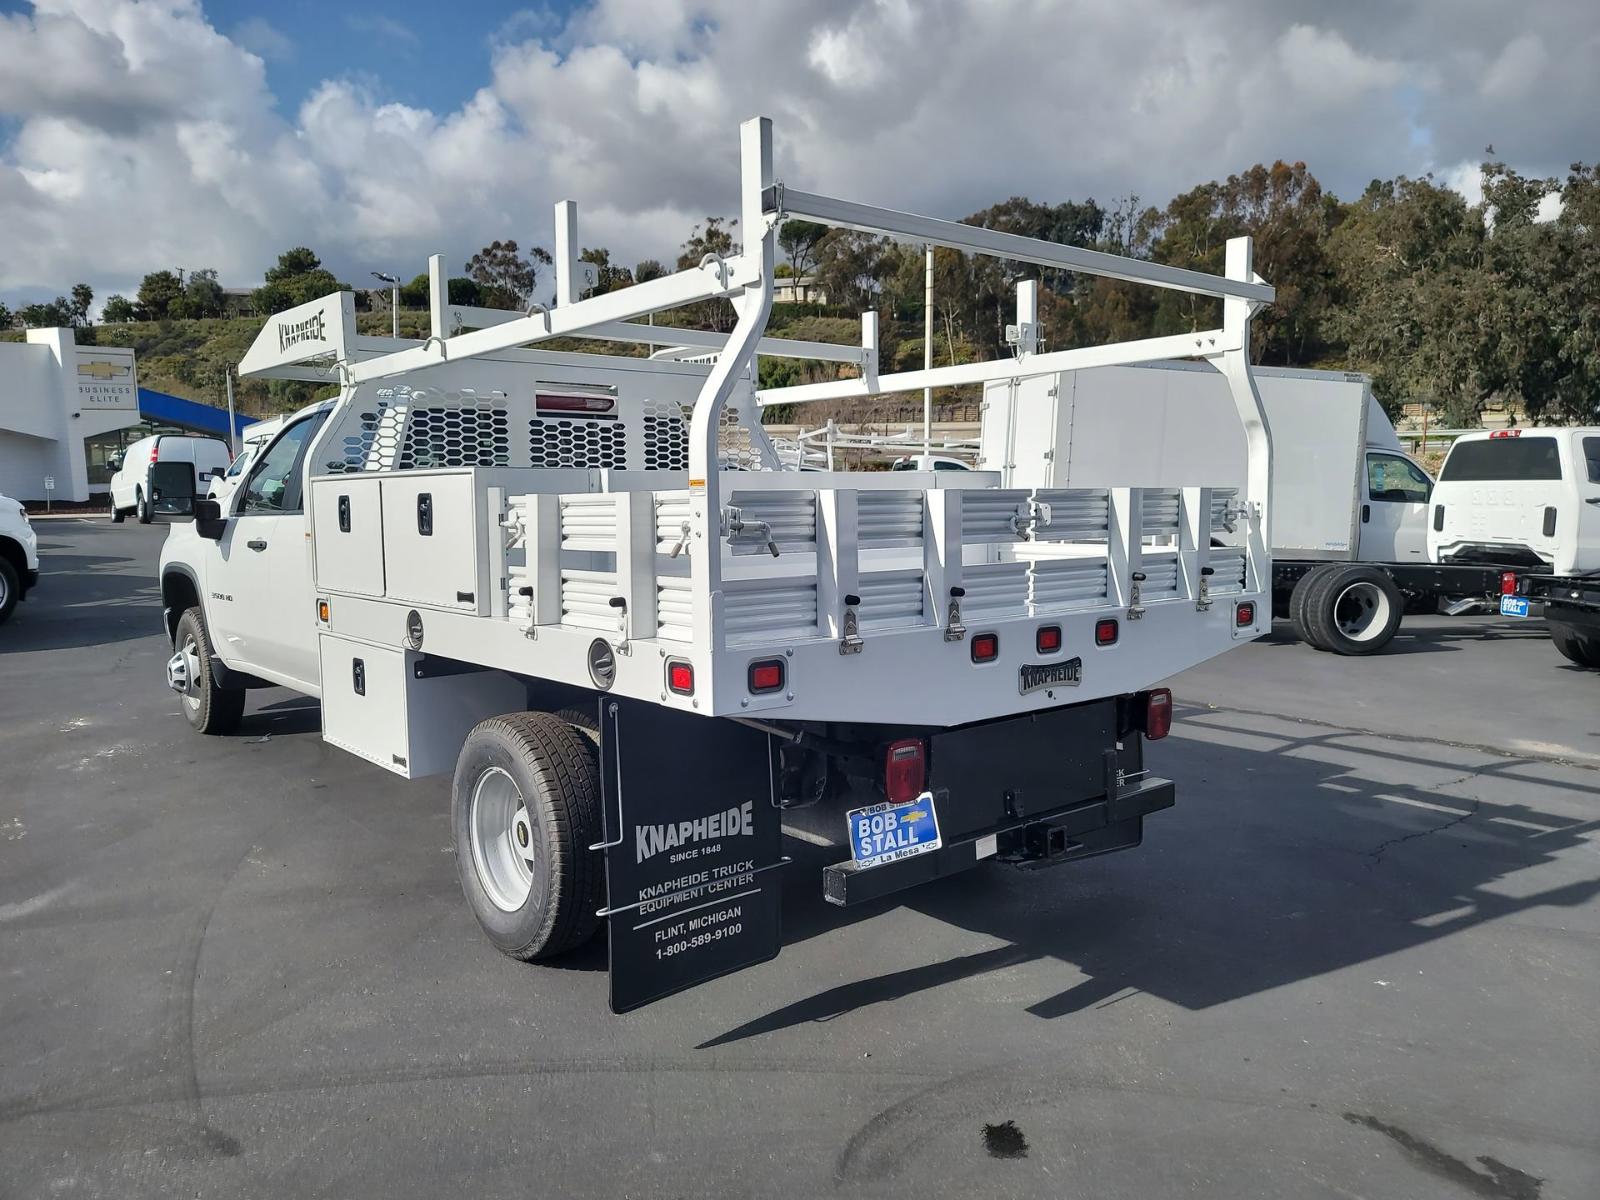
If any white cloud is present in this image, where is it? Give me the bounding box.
[232,16,291,62]
[2,0,1597,307]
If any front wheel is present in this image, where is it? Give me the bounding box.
[0,558,18,626]
[452,712,604,961]
[168,608,245,734]
[1549,620,1600,669]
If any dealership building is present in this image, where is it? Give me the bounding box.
[0,328,250,503]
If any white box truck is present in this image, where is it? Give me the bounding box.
[980,361,1508,654]
[158,117,1277,1012]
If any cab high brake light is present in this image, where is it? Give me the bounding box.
[883,738,926,803]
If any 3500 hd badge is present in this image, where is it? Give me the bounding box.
[1018,657,1081,695]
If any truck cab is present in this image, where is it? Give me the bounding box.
[159,402,330,696]
[1429,429,1600,574]
[1358,445,1433,562]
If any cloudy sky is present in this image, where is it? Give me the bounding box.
[1,0,1596,309]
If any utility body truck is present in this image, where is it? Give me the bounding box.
[977,361,1512,654]
[160,118,1275,1012]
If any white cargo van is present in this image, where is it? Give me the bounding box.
[1429,429,1600,575]
[109,434,233,524]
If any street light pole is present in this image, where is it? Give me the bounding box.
[371,271,400,339]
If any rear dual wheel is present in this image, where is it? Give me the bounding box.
[452,712,604,961]
[1291,564,1404,655]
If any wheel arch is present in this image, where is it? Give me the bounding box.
[0,535,25,578]
[161,565,203,642]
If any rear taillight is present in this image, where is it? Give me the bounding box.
[748,657,784,694]
[1501,571,1518,596]
[1035,625,1062,654]
[970,633,999,663]
[666,659,694,696]
[1143,688,1173,740]
[1235,601,1255,628]
[884,739,927,803]
[1095,618,1119,646]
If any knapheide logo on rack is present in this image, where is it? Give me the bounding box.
[277,311,327,353]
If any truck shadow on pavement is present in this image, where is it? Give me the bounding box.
[701,704,1600,1046]
[1,543,162,655]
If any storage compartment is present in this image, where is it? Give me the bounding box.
[380,472,481,611]
[311,477,386,596]
[318,633,529,779]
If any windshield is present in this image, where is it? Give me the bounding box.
[1439,436,1562,482]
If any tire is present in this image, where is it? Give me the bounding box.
[136,488,152,524]
[554,704,601,743]
[1549,620,1600,669]
[1306,565,1405,655]
[169,607,245,734]
[0,557,18,626]
[110,504,126,523]
[1288,567,1331,648]
[452,712,604,961]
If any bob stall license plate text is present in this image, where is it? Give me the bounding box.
[847,794,942,870]
[1500,595,1531,618]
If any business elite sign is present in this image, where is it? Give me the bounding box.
[74,347,138,411]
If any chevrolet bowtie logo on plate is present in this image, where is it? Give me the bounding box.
[1018,657,1082,695]
[78,361,130,381]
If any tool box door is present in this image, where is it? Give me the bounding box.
[380,473,480,611]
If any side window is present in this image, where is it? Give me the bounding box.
[1368,453,1430,502]
[1584,437,1600,484]
[239,415,326,515]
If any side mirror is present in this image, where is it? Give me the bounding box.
[194,498,227,541]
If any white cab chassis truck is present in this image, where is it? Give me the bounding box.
[980,361,1511,655]
[160,118,1274,1012]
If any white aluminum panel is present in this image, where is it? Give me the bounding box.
[311,477,386,597]
[319,635,409,775]
[381,473,480,611]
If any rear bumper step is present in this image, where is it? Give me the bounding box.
[821,776,1175,906]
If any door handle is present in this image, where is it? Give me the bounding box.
[247,539,268,551]
[1361,503,1370,523]
[1586,497,1600,506]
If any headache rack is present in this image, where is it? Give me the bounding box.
[239,116,1274,727]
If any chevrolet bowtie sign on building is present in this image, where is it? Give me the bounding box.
[75,348,139,411]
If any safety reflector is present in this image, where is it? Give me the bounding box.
[1235,601,1255,627]
[748,658,785,694]
[1036,625,1062,654]
[971,633,999,663]
[666,660,694,696]
[1095,618,1119,646]
[883,739,927,803]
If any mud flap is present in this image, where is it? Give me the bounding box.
[597,698,783,1013]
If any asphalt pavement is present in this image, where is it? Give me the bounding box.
[1,518,1596,1199]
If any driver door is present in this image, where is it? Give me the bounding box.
[207,413,325,689]
[1359,451,1433,561]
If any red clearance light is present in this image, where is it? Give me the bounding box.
[1144,687,1173,740]
[666,660,694,696]
[1500,571,1518,596]
[748,658,785,694]
[1235,601,1256,627]
[971,632,1000,663]
[536,392,616,414]
[1095,618,1119,646]
[883,738,927,803]
[1036,625,1062,654]
[1489,429,1522,439]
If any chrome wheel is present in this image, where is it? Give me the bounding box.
[0,571,9,612]
[468,766,538,912]
[1332,581,1392,643]
[167,633,202,713]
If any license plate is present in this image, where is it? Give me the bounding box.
[1500,595,1531,618]
[847,793,942,870]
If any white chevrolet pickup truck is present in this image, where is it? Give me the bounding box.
[157,116,1277,1013]
[0,492,41,626]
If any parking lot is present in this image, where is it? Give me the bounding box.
[2,518,1596,1198]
